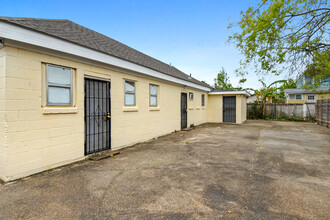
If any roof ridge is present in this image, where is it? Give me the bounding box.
[70,21,187,75]
[0,16,211,89]
[0,16,68,21]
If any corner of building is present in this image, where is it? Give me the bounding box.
[0,46,7,181]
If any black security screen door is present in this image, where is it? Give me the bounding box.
[85,78,111,155]
[181,93,187,129]
[223,96,236,123]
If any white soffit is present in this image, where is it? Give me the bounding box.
[0,21,211,92]
[209,91,251,97]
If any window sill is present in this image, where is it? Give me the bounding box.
[201,107,206,110]
[149,107,160,111]
[123,106,139,112]
[196,107,200,110]
[188,107,194,110]
[42,107,78,114]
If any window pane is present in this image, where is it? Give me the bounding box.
[125,94,135,105]
[150,96,157,106]
[48,65,71,85]
[289,94,295,99]
[125,81,135,93]
[296,94,302,100]
[150,85,157,95]
[48,86,71,104]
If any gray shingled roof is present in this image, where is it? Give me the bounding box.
[284,88,330,94]
[0,17,210,88]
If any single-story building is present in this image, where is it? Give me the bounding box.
[284,88,330,104]
[0,17,249,182]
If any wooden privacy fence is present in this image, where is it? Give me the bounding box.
[316,99,330,128]
[247,103,316,120]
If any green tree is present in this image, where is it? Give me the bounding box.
[303,49,330,85]
[201,80,211,87]
[214,68,234,90]
[228,0,330,78]
[253,79,287,116]
[277,78,297,98]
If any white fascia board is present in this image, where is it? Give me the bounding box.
[209,91,250,97]
[0,21,211,92]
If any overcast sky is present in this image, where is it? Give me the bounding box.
[2,0,286,89]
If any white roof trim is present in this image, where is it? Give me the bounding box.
[209,91,250,97]
[0,21,211,92]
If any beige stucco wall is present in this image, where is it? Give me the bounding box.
[0,47,6,180]
[207,94,247,124]
[1,46,208,181]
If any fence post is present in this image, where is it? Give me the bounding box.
[316,100,319,125]
[321,99,324,126]
[327,99,329,128]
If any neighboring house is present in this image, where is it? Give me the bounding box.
[0,17,249,181]
[284,88,330,104]
[285,74,330,104]
[296,74,330,89]
[247,95,257,103]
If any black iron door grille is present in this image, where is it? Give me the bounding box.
[85,78,111,155]
[223,96,236,123]
[181,93,187,129]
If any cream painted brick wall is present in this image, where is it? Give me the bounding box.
[2,46,210,181]
[207,94,247,123]
[241,96,247,123]
[208,95,222,123]
[0,47,6,180]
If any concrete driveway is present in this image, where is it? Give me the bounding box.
[0,121,329,219]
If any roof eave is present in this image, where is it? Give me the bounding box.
[208,91,251,97]
[0,20,211,92]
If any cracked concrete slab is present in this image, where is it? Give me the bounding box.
[0,120,329,219]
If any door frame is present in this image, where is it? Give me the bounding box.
[223,96,236,123]
[84,77,111,155]
[181,92,188,129]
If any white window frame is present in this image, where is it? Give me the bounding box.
[201,94,205,106]
[46,64,73,106]
[149,84,158,107]
[307,95,315,100]
[189,92,194,100]
[289,94,302,100]
[124,80,136,106]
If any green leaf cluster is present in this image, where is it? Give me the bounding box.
[229,0,330,78]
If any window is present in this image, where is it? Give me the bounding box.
[46,64,73,106]
[201,94,205,106]
[307,95,315,100]
[289,94,295,100]
[189,92,194,100]
[124,80,136,106]
[149,84,158,107]
[289,94,302,100]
